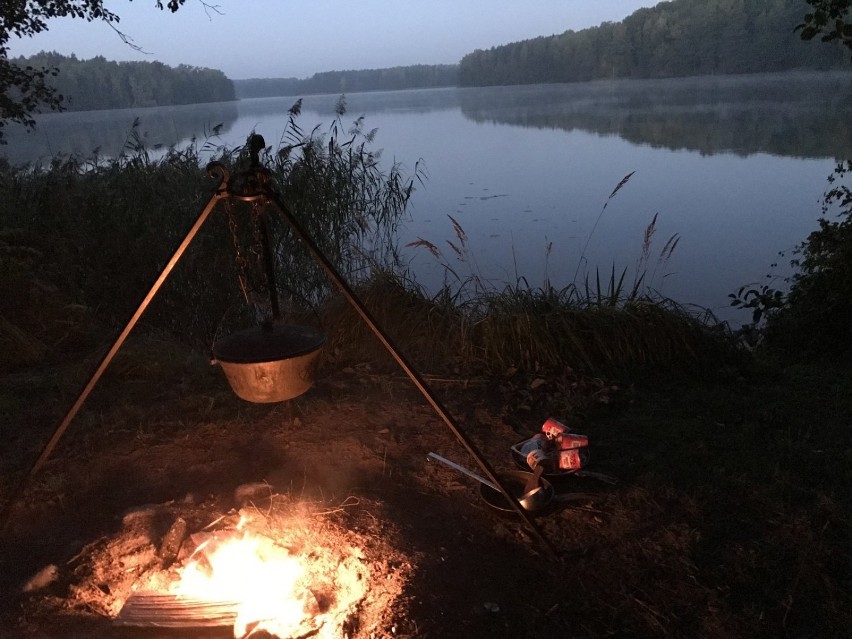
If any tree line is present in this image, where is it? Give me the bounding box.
[459,0,848,87]
[12,52,235,111]
[1,0,850,141]
[234,64,458,99]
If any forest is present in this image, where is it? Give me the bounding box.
[12,52,235,110]
[234,64,458,99]
[458,0,848,86]
[11,1,848,109]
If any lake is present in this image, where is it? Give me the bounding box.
[4,71,851,324]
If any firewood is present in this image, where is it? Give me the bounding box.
[159,517,188,567]
[115,591,238,628]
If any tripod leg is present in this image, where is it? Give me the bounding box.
[264,192,559,560]
[0,190,226,530]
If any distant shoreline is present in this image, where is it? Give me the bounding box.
[231,68,852,101]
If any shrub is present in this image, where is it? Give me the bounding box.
[767,160,852,356]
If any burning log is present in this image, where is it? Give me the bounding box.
[115,515,322,637]
[158,516,187,568]
[115,592,239,628]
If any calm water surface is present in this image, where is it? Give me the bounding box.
[5,72,851,323]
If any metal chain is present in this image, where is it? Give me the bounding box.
[249,199,274,320]
[224,198,251,304]
[250,200,268,294]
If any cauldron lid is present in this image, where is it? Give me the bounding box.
[212,324,326,363]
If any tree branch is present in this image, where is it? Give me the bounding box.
[106,20,151,54]
[797,0,852,54]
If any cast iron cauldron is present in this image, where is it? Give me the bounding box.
[212,324,325,403]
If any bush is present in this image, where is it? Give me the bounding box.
[767,160,852,356]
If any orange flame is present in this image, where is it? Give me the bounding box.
[172,516,312,638]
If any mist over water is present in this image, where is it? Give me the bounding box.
[4,72,850,324]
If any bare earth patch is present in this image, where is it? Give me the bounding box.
[1,348,849,638]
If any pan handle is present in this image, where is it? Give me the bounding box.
[427,452,499,492]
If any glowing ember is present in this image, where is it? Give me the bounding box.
[172,516,316,638]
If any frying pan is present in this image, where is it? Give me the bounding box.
[427,453,554,513]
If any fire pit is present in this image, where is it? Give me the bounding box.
[41,493,410,639]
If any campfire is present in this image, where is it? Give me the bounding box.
[166,515,316,637]
[8,138,561,637]
[43,492,409,639]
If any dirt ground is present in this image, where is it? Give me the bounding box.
[0,336,848,638]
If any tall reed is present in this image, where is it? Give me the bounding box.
[0,102,420,366]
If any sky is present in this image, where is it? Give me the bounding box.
[8,1,659,79]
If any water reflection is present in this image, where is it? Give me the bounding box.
[241,88,461,119]
[458,72,852,159]
[3,72,850,166]
[0,74,845,323]
[1,100,239,166]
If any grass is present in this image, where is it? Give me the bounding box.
[316,266,738,379]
